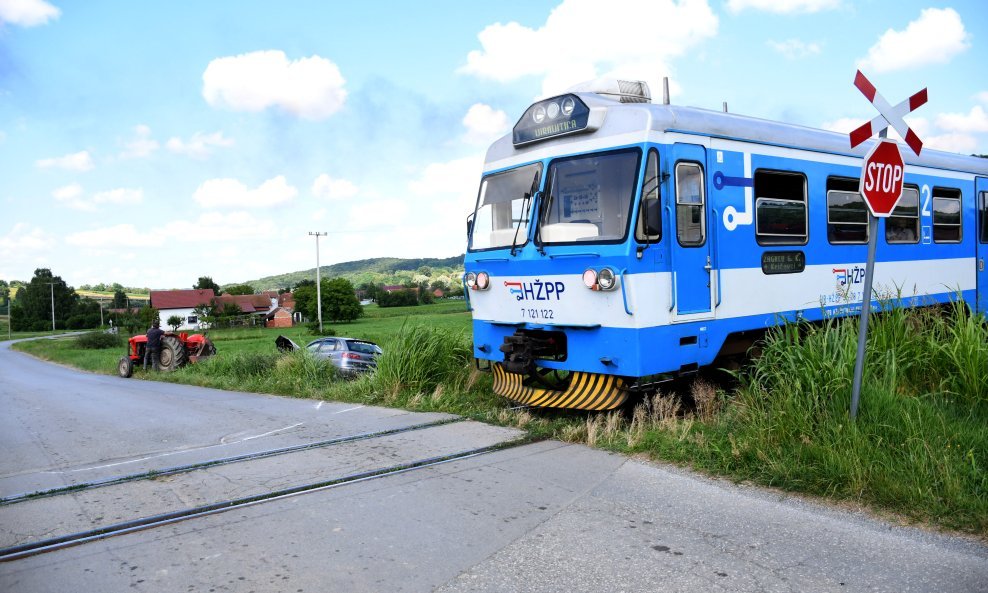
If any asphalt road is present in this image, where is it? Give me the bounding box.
[1,338,986,592]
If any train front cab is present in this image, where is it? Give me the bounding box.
[467,135,724,411]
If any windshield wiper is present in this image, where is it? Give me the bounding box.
[509,172,541,256]
[533,169,553,256]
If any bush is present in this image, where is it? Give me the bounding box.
[76,331,122,349]
[306,321,336,336]
[378,289,418,308]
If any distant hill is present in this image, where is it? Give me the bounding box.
[233,255,465,292]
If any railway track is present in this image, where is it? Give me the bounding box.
[0,419,530,563]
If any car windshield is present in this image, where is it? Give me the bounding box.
[469,163,542,251]
[538,150,640,244]
[346,341,381,354]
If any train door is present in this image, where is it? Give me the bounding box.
[669,143,714,320]
[977,177,987,316]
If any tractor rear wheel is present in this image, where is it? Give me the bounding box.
[158,336,187,372]
[118,356,133,378]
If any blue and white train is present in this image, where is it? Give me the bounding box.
[464,80,988,411]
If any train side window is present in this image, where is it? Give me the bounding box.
[675,162,705,246]
[755,170,807,245]
[636,149,661,242]
[886,185,920,244]
[826,176,866,244]
[932,187,962,243]
[980,191,988,244]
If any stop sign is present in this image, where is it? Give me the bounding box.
[859,140,905,217]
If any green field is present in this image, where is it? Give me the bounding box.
[10,301,987,537]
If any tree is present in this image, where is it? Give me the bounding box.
[66,298,102,329]
[224,284,255,295]
[10,269,79,331]
[194,276,222,295]
[0,279,8,308]
[167,315,183,331]
[218,302,242,317]
[357,282,380,302]
[193,302,218,328]
[139,306,160,329]
[112,289,128,309]
[293,278,362,322]
[417,281,434,304]
[324,278,362,322]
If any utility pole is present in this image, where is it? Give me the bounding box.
[47,282,55,333]
[308,232,327,333]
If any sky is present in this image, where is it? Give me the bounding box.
[1,0,986,289]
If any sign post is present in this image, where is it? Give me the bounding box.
[848,70,926,420]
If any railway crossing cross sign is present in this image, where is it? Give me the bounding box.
[859,139,905,217]
[848,70,927,421]
[850,70,927,156]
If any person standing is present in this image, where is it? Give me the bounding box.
[144,319,165,371]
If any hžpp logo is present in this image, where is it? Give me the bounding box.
[832,266,866,287]
[504,280,565,302]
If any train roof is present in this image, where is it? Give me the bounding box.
[486,92,988,177]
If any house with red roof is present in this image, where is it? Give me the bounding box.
[150,289,215,330]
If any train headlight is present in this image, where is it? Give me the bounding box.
[597,267,617,291]
[532,105,546,124]
[476,272,490,290]
[582,268,598,290]
[561,96,576,116]
[465,272,477,289]
[546,101,560,119]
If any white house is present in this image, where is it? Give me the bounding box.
[149,289,215,331]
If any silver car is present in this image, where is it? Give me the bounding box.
[306,337,382,377]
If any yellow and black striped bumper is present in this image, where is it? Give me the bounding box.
[491,363,627,411]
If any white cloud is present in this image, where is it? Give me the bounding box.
[193,175,297,209]
[52,185,143,211]
[36,150,94,172]
[977,92,988,106]
[65,213,275,252]
[120,124,159,159]
[820,117,862,134]
[462,103,509,144]
[345,199,412,231]
[460,0,718,98]
[924,133,978,154]
[161,211,276,242]
[93,188,143,205]
[0,223,55,260]
[311,174,359,201]
[166,131,235,158]
[727,0,838,13]
[408,155,483,198]
[935,106,988,134]
[66,224,159,248]
[767,39,821,59]
[52,183,92,211]
[202,50,347,120]
[0,0,60,27]
[857,8,970,73]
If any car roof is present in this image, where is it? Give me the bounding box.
[306,337,378,345]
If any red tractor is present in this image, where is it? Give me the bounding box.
[117,332,216,378]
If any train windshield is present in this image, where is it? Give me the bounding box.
[469,163,542,251]
[538,150,640,244]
